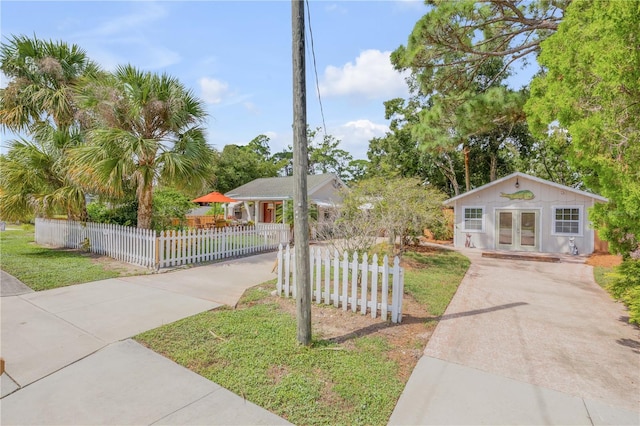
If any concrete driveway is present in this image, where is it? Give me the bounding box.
[390,249,640,425]
[1,252,290,425]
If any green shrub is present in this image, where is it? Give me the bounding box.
[87,200,138,227]
[607,259,640,324]
[205,204,224,216]
[151,188,196,231]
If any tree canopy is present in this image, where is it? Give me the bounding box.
[273,127,362,182]
[526,0,640,256]
[392,0,568,95]
[211,135,281,194]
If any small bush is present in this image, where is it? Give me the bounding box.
[151,188,196,232]
[87,200,138,227]
[607,259,640,324]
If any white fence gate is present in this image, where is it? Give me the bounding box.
[276,245,404,323]
[35,219,289,270]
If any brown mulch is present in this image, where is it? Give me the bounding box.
[586,253,623,268]
[86,252,151,275]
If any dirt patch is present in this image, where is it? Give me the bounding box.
[255,278,435,383]
[267,365,290,385]
[586,253,623,268]
[83,252,151,275]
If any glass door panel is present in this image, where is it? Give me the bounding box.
[520,212,536,247]
[499,212,513,245]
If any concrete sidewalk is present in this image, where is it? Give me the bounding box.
[390,249,640,425]
[1,252,290,425]
[0,270,33,297]
[2,340,288,425]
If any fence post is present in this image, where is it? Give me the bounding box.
[381,255,389,321]
[391,256,401,323]
[277,245,283,296]
[315,248,322,303]
[361,252,369,315]
[324,249,330,305]
[333,249,340,307]
[351,252,359,313]
[371,254,379,319]
[285,244,291,297]
[341,251,349,311]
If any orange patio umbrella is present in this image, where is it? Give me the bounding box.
[192,191,237,204]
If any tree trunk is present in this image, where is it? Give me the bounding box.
[463,143,471,192]
[489,153,498,182]
[435,153,459,196]
[137,183,153,229]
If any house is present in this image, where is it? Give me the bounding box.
[443,172,607,255]
[225,173,345,225]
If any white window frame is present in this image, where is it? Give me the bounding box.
[551,206,583,236]
[462,206,485,232]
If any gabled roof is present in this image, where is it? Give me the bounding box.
[225,173,345,200]
[443,172,607,205]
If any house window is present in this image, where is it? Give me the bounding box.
[553,207,581,235]
[463,207,484,231]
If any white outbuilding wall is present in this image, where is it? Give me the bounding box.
[444,173,607,255]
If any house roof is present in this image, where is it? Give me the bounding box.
[443,172,608,205]
[225,173,345,200]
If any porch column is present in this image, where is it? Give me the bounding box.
[282,199,287,224]
[244,201,252,221]
[254,202,260,223]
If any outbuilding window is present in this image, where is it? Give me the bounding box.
[463,207,484,231]
[553,207,582,235]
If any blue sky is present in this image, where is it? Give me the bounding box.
[1,1,535,159]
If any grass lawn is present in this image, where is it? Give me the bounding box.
[0,227,148,291]
[593,266,614,290]
[136,247,470,425]
[403,248,471,317]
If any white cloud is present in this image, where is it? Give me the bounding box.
[199,78,230,104]
[70,3,180,71]
[262,131,288,154]
[86,3,168,37]
[264,131,278,140]
[332,119,389,160]
[320,50,410,100]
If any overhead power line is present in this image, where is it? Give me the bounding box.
[305,0,327,136]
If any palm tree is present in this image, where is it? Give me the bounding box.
[0,35,100,220]
[72,65,215,229]
[0,34,100,131]
[0,125,87,220]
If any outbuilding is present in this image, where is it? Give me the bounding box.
[444,172,607,255]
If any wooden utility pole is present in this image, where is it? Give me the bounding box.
[292,0,311,345]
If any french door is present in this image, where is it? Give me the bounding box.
[496,210,539,251]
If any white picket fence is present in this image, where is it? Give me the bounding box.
[156,224,290,268]
[35,219,289,269]
[276,245,404,323]
[35,218,157,268]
